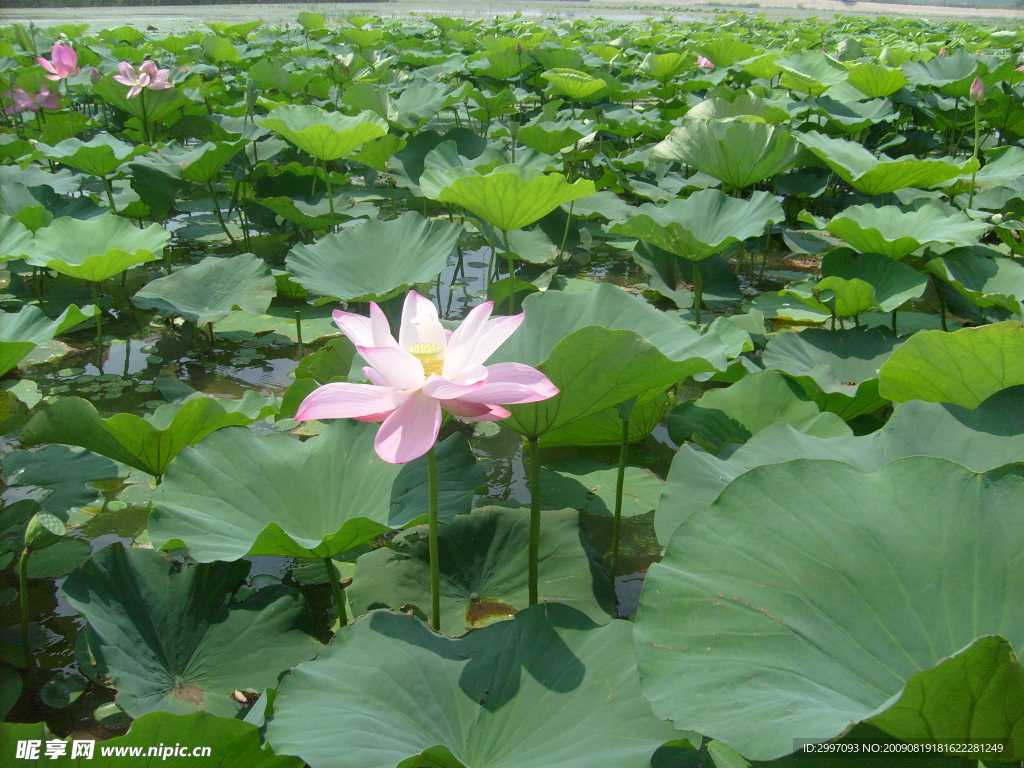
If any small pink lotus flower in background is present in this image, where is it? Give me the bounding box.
[113,60,173,99]
[939,47,949,56]
[697,55,715,69]
[3,85,61,114]
[969,76,985,105]
[1017,65,1024,72]
[89,67,102,84]
[37,43,80,81]
[296,291,559,464]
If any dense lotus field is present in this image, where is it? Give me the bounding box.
[3,7,1024,767]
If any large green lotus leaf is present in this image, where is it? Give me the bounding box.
[4,444,122,514]
[132,254,275,327]
[541,67,607,100]
[775,50,849,95]
[638,51,689,82]
[607,189,784,261]
[902,49,979,89]
[517,118,595,156]
[846,62,909,98]
[653,120,799,190]
[20,392,278,477]
[538,392,670,447]
[492,282,736,369]
[822,204,988,260]
[654,386,1024,545]
[259,105,388,162]
[667,370,850,451]
[541,458,663,517]
[4,711,304,767]
[213,303,340,343]
[693,39,756,68]
[762,326,903,419]
[813,96,898,135]
[388,433,487,527]
[345,81,459,132]
[797,131,979,196]
[149,421,403,561]
[0,215,32,260]
[348,507,614,635]
[285,211,461,302]
[684,91,790,124]
[267,605,679,768]
[30,214,170,282]
[63,543,319,718]
[636,457,1024,761]
[878,321,1024,407]
[255,193,379,232]
[36,133,152,179]
[174,140,249,185]
[420,163,595,232]
[819,250,928,314]
[0,303,96,377]
[924,251,1024,315]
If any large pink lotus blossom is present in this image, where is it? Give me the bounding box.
[37,43,80,81]
[296,291,558,464]
[3,86,61,114]
[697,55,715,69]
[113,60,174,99]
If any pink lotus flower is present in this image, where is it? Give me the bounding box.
[697,55,715,69]
[3,85,61,114]
[37,43,80,81]
[296,291,558,464]
[969,76,985,105]
[113,60,173,99]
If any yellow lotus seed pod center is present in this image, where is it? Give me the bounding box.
[409,342,444,377]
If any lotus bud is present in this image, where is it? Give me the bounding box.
[24,512,65,552]
[516,42,524,55]
[969,76,985,105]
[939,46,948,56]
[991,213,1004,225]
[90,66,101,84]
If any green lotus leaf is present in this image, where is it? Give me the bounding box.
[878,320,1024,407]
[255,193,379,232]
[348,507,615,635]
[762,326,903,419]
[29,214,170,282]
[0,303,97,377]
[92,75,192,125]
[344,81,461,132]
[517,118,595,155]
[819,250,928,314]
[655,385,1024,545]
[608,189,784,261]
[297,11,324,30]
[775,50,849,95]
[652,120,799,190]
[35,133,152,179]
[421,163,595,232]
[21,392,278,477]
[285,211,460,302]
[693,39,757,68]
[201,34,241,63]
[685,91,790,124]
[267,605,679,768]
[539,392,670,447]
[173,140,249,185]
[541,67,607,100]
[213,303,340,342]
[924,251,1024,315]
[259,105,388,162]
[667,370,850,451]
[149,421,476,561]
[388,433,487,527]
[132,253,275,327]
[638,51,689,82]
[959,145,1024,189]
[902,48,979,92]
[0,215,32,261]
[812,96,898,135]
[821,203,988,260]
[63,543,319,718]
[846,61,909,98]
[636,457,1024,761]
[4,444,122,514]
[541,458,664,517]
[798,131,979,196]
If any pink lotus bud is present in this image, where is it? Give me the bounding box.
[90,67,101,84]
[696,55,714,69]
[939,47,948,56]
[969,76,985,105]
[516,42,524,55]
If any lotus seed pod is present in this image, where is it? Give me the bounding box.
[24,512,65,552]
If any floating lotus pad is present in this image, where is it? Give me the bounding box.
[0,304,97,377]
[29,214,170,282]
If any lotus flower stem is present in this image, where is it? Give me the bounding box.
[102,176,118,213]
[295,310,303,346]
[323,556,348,629]
[558,200,575,262]
[426,445,441,631]
[19,547,32,672]
[609,399,635,579]
[969,102,980,209]
[92,281,103,353]
[527,435,541,606]
[324,162,336,234]
[207,181,237,247]
[692,262,704,324]
[503,230,515,314]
